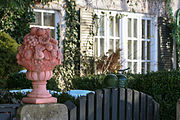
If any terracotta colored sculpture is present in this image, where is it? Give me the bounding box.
[17,27,62,104]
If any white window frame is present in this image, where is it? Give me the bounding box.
[94,11,122,57]
[30,9,60,39]
[94,9,158,74]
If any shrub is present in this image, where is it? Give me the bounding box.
[0,78,5,88]
[47,77,60,91]
[0,89,25,104]
[53,92,78,105]
[71,74,105,91]
[95,49,122,74]
[0,32,23,80]
[6,73,32,89]
[0,89,78,105]
[6,72,59,91]
[125,70,180,120]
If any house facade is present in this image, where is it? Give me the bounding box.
[31,0,180,74]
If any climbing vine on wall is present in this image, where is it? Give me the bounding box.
[0,0,34,44]
[166,0,180,68]
[53,0,80,91]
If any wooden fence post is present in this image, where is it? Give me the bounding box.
[126,89,133,120]
[153,99,159,120]
[147,95,153,120]
[177,99,180,120]
[119,88,125,120]
[87,93,95,120]
[111,88,118,120]
[79,96,87,120]
[133,90,140,120]
[103,88,110,120]
[64,101,77,120]
[95,89,103,120]
[140,92,146,120]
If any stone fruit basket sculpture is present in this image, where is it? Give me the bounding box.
[16,27,62,104]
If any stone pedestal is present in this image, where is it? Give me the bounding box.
[17,104,68,120]
[177,99,180,120]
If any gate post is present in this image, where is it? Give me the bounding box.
[16,103,68,120]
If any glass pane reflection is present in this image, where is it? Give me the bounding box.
[128,40,132,59]
[31,12,41,25]
[109,16,114,36]
[100,15,104,36]
[128,18,132,37]
[44,13,55,26]
[100,38,104,56]
[134,19,137,38]
[142,20,145,39]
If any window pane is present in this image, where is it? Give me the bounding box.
[31,12,41,25]
[128,62,132,73]
[51,29,55,38]
[142,41,145,60]
[95,18,98,36]
[147,62,150,72]
[147,20,151,39]
[100,38,104,56]
[133,40,137,59]
[134,62,137,73]
[134,19,137,38]
[128,40,132,59]
[116,17,120,37]
[100,15,104,36]
[142,20,145,39]
[128,18,132,37]
[147,41,151,60]
[116,39,120,50]
[95,38,98,56]
[141,62,145,73]
[109,39,114,51]
[109,16,114,36]
[44,13,55,26]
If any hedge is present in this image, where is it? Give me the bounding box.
[125,70,180,120]
[6,72,59,91]
[71,74,105,91]
[0,32,23,80]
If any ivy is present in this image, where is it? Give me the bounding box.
[53,0,80,91]
[166,0,180,69]
[0,0,34,44]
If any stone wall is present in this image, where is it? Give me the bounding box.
[33,0,179,71]
[158,17,173,70]
[75,0,166,16]
[172,0,180,16]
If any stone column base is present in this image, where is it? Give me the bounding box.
[16,103,68,120]
[22,97,57,104]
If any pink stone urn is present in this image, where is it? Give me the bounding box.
[16,27,62,104]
